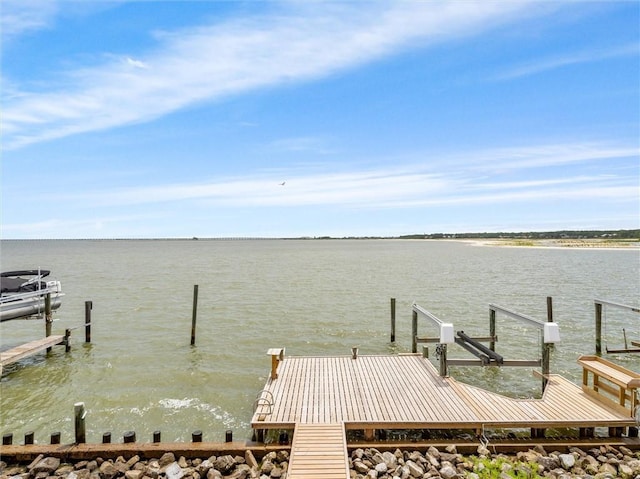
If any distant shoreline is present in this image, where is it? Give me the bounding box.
[458,238,640,250]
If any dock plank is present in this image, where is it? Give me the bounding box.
[0,335,65,369]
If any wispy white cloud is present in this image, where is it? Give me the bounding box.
[494,43,639,80]
[0,0,58,38]
[2,2,538,150]
[47,142,638,210]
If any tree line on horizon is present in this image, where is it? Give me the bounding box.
[398,229,639,240]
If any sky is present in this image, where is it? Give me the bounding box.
[1,1,639,239]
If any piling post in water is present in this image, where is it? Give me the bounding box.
[24,431,34,445]
[45,293,53,352]
[85,301,93,343]
[489,308,496,352]
[595,301,603,355]
[74,402,87,444]
[124,431,136,443]
[50,432,61,444]
[411,310,418,353]
[190,285,199,346]
[390,298,396,343]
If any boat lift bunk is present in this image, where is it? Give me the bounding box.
[411,300,561,392]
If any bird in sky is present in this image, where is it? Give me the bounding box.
[279,181,286,186]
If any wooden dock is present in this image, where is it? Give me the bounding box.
[252,353,637,434]
[254,352,640,476]
[0,335,67,374]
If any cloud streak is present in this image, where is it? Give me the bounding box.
[48,142,638,210]
[2,2,538,149]
[494,43,639,81]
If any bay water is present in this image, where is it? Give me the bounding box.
[1,239,638,443]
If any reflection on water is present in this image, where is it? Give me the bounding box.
[1,239,638,443]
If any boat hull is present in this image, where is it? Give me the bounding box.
[0,292,64,322]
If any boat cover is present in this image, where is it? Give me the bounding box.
[0,270,51,295]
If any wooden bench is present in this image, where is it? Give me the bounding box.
[267,347,285,380]
[578,355,640,417]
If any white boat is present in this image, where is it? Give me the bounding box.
[0,270,64,322]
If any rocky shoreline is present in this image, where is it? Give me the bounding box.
[2,444,640,479]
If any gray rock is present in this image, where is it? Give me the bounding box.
[164,462,184,479]
[353,460,369,474]
[618,463,634,478]
[269,466,283,478]
[244,451,258,471]
[98,461,118,479]
[214,456,235,474]
[404,460,423,478]
[559,453,576,470]
[439,464,457,479]
[205,469,222,479]
[124,470,144,479]
[225,464,251,479]
[477,445,490,457]
[598,462,618,476]
[382,451,397,470]
[374,462,388,474]
[31,457,60,474]
[159,454,176,468]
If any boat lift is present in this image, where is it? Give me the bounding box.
[411,300,561,392]
[594,299,640,354]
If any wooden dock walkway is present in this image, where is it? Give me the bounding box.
[287,423,349,479]
[252,353,637,434]
[0,335,66,373]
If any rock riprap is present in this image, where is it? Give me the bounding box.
[1,444,640,478]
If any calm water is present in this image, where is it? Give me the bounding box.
[1,239,638,443]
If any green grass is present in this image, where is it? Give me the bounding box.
[470,457,543,478]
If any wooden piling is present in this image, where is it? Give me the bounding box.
[438,344,448,377]
[190,285,199,346]
[24,431,34,445]
[50,432,61,444]
[595,301,603,355]
[102,432,111,444]
[489,308,496,352]
[45,293,52,353]
[123,431,136,443]
[85,301,93,343]
[411,310,418,353]
[192,431,202,442]
[74,402,87,444]
[153,431,161,443]
[390,298,396,343]
[3,433,13,445]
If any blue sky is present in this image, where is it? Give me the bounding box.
[1,1,639,239]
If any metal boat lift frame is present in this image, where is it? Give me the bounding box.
[411,299,561,392]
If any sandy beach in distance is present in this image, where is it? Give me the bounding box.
[457,238,640,250]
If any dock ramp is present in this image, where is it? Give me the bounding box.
[287,423,349,479]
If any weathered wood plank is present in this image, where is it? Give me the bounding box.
[0,336,65,368]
